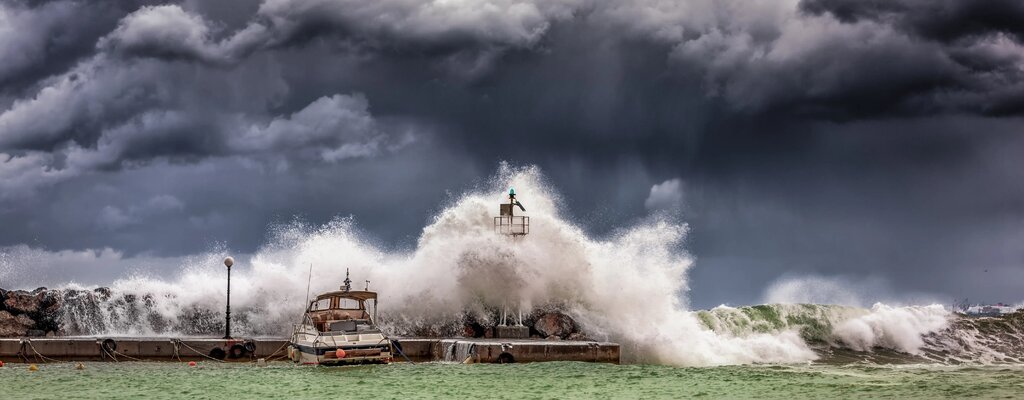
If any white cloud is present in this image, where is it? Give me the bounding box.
[94,1,587,69]
[0,152,76,201]
[232,94,404,162]
[644,178,685,212]
[0,1,79,82]
[254,0,584,48]
[99,5,231,64]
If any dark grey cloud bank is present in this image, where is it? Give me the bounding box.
[1,0,1023,308]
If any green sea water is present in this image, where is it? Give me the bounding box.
[4,361,1022,399]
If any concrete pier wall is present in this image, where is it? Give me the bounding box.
[0,337,620,364]
[0,338,288,362]
[430,339,619,364]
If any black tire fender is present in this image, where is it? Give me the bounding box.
[496,352,515,364]
[101,339,117,353]
[228,344,247,359]
[209,347,227,360]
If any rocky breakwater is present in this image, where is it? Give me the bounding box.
[461,309,590,340]
[1,286,597,340]
[0,288,62,337]
[0,286,230,337]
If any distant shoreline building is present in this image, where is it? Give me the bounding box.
[961,303,1020,317]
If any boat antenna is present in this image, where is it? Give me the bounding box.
[343,268,352,292]
[304,263,314,311]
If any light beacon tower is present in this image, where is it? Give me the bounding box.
[493,187,530,338]
[494,187,529,236]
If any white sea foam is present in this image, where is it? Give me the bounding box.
[38,164,965,366]
[833,303,950,354]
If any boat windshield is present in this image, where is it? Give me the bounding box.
[305,291,379,332]
[339,298,359,309]
[311,298,331,311]
[310,296,364,311]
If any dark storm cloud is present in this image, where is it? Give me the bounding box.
[799,0,1024,43]
[1,0,1023,307]
[0,0,168,91]
[791,0,1024,116]
[98,4,239,65]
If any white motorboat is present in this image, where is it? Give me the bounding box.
[287,270,392,365]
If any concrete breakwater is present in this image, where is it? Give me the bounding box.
[0,287,618,364]
[0,337,619,364]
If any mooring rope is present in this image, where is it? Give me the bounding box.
[260,341,290,362]
[18,340,32,363]
[175,340,226,363]
[100,344,119,362]
[266,353,290,362]
[170,339,182,361]
[24,340,73,364]
[389,339,416,364]
[110,348,145,362]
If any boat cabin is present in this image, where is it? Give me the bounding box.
[306,290,379,334]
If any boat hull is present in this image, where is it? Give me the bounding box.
[288,342,392,366]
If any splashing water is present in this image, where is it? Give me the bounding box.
[11,164,1016,366]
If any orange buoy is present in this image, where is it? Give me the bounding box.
[0,360,5,367]
[188,361,197,367]
[29,364,38,371]
[336,348,346,359]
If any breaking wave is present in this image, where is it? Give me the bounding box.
[699,304,1024,364]
[7,165,1024,366]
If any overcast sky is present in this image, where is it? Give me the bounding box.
[1,0,1023,308]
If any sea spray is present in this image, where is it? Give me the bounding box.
[833,303,949,353]
[8,165,1009,365]
[696,303,952,353]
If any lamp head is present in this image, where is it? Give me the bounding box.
[224,256,234,268]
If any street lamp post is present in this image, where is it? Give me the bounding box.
[223,256,234,339]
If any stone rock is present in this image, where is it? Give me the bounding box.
[32,290,63,333]
[0,310,34,337]
[16,314,33,326]
[26,329,45,337]
[93,287,112,301]
[567,332,589,341]
[463,323,477,338]
[38,290,62,314]
[4,290,40,314]
[546,335,561,340]
[533,312,576,339]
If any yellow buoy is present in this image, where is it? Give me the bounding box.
[28,364,38,371]
[76,363,85,370]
